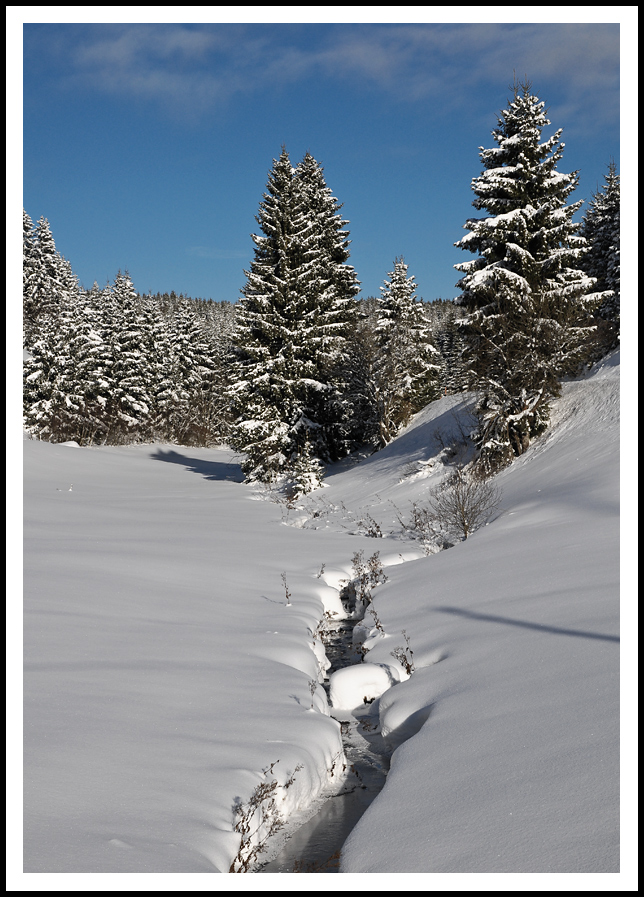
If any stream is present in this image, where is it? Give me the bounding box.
[258,614,392,873]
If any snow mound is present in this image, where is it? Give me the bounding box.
[329,662,402,711]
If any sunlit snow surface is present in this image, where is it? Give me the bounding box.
[23,352,619,874]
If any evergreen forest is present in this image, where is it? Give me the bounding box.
[23,80,620,494]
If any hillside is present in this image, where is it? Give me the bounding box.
[338,351,620,873]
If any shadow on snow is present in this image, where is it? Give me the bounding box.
[436,606,619,643]
[149,448,244,483]
[325,399,476,479]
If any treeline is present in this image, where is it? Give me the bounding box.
[23,78,619,491]
[22,212,464,459]
[22,236,235,446]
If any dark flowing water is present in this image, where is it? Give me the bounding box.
[257,620,391,873]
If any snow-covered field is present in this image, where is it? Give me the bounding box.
[16,351,630,887]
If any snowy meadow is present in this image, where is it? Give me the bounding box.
[21,351,621,882]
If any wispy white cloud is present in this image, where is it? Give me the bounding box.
[30,23,619,131]
[73,25,216,69]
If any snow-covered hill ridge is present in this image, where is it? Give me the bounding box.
[22,351,619,875]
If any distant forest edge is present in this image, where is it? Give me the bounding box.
[23,78,619,494]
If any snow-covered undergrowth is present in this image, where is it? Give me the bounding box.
[22,352,620,875]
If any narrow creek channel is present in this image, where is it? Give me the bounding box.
[258,609,392,873]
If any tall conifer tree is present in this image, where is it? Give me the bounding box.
[23,214,78,348]
[374,258,440,445]
[579,160,620,347]
[454,78,599,471]
[160,299,232,445]
[230,148,359,485]
[23,289,113,444]
[106,271,154,441]
[293,151,360,458]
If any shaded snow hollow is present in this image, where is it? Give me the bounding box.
[20,351,622,883]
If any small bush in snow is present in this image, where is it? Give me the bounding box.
[390,630,415,676]
[368,605,385,635]
[351,550,387,607]
[408,501,442,544]
[229,761,303,872]
[230,767,283,872]
[359,605,387,658]
[280,572,292,606]
[356,509,383,538]
[427,465,502,542]
[367,552,388,587]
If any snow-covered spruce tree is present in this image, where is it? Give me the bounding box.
[104,271,155,443]
[230,149,312,483]
[579,160,620,350]
[23,289,114,444]
[23,214,79,348]
[340,296,382,451]
[196,298,237,343]
[230,148,358,486]
[427,299,470,395]
[294,152,361,457]
[454,78,600,472]
[295,152,360,311]
[22,210,38,344]
[285,434,325,500]
[158,298,233,445]
[373,258,440,446]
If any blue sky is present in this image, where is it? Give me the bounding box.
[18,13,628,304]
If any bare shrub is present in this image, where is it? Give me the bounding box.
[368,605,385,634]
[350,550,387,607]
[280,572,291,606]
[408,501,441,542]
[366,552,388,587]
[391,498,444,553]
[230,765,283,872]
[427,465,502,541]
[390,630,415,675]
[230,761,303,872]
[357,510,383,538]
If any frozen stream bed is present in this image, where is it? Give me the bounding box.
[257,719,388,873]
[258,619,392,873]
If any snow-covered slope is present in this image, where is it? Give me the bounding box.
[21,352,620,879]
[339,352,620,873]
